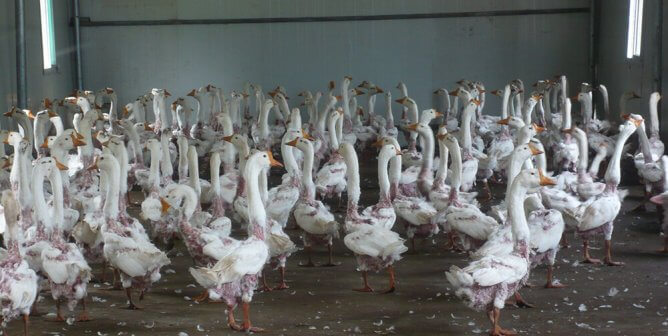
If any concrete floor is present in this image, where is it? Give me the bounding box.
[5,166,668,336]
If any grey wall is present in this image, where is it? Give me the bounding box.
[597,0,666,139]
[0,0,76,129]
[78,0,591,119]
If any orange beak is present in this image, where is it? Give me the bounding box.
[75,132,84,140]
[54,159,68,171]
[497,118,510,125]
[372,138,385,148]
[122,106,130,117]
[621,114,631,120]
[40,138,50,149]
[48,110,58,118]
[222,135,234,143]
[302,130,315,141]
[632,118,644,127]
[561,128,573,134]
[395,97,408,104]
[87,157,99,171]
[434,111,444,118]
[375,87,384,94]
[395,149,402,155]
[528,143,544,155]
[160,198,171,214]
[286,138,299,147]
[448,89,459,97]
[405,123,419,132]
[26,110,36,120]
[267,151,283,167]
[471,99,481,106]
[335,95,343,101]
[539,170,556,186]
[533,123,545,133]
[437,133,448,140]
[187,89,196,97]
[3,110,13,117]
[144,123,153,132]
[164,90,171,97]
[72,136,86,147]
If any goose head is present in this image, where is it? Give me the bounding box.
[497,116,525,129]
[515,169,557,192]
[419,109,443,124]
[650,92,662,105]
[286,136,314,155]
[5,132,25,147]
[394,96,416,108]
[622,91,641,101]
[404,123,432,138]
[151,88,171,98]
[373,136,401,151]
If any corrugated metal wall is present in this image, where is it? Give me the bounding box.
[78,0,591,118]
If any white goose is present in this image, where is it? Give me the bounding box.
[92,153,170,309]
[447,169,556,336]
[289,137,340,266]
[341,142,407,293]
[35,158,92,322]
[393,123,438,250]
[189,151,281,332]
[563,119,639,265]
[315,109,347,201]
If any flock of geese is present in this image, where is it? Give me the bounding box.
[0,75,664,335]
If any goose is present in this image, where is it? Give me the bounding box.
[437,134,499,251]
[91,153,170,309]
[251,99,278,151]
[34,158,92,322]
[393,123,438,250]
[0,196,38,335]
[563,127,605,200]
[288,137,340,266]
[563,119,639,265]
[266,129,303,228]
[340,142,407,293]
[649,155,668,253]
[150,88,172,134]
[553,98,578,172]
[447,169,556,336]
[628,109,664,210]
[429,127,478,211]
[457,99,483,192]
[33,109,57,157]
[189,151,281,332]
[3,107,34,152]
[434,88,458,131]
[315,109,347,201]
[394,96,422,168]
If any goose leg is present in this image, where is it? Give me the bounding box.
[603,239,624,266]
[227,305,242,331]
[53,298,65,322]
[660,236,668,253]
[259,271,272,292]
[489,308,516,336]
[125,288,142,310]
[380,266,396,294]
[23,314,29,336]
[242,301,264,332]
[274,267,289,290]
[321,244,338,267]
[544,265,566,288]
[299,246,315,267]
[193,290,209,303]
[559,234,570,249]
[483,179,493,201]
[77,299,92,321]
[512,291,534,308]
[581,239,601,264]
[353,271,373,292]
